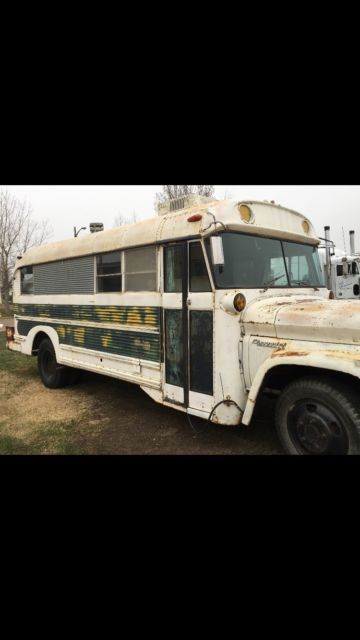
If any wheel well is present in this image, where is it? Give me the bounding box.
[31,331,50,355]
[260,364,360,397]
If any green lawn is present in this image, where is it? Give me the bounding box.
[0,332,35,373]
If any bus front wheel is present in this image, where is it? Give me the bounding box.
[38,338,69,389]
[275,376,360,455]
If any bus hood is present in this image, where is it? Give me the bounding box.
[241,294,360,345]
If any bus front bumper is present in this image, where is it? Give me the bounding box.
[4,326,22,352]
[7,340,22,352]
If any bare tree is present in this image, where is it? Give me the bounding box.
[114,210,138,227]
[0,189,52,314]
[154,185,214,209]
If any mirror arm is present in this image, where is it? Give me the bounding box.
[202,211,227,233]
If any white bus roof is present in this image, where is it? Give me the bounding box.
[17,199,320,268]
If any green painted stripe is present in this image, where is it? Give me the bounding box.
[14,304,160,327]
[17,320,160,363]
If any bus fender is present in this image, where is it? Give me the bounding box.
[23,325,61,358]
[241,349,360,426]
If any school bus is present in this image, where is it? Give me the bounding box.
[6,194,360,455]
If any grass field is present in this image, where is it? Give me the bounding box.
[0,333,85,454]
[0,329,282,456]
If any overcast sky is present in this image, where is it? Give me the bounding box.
[1,185,360,253]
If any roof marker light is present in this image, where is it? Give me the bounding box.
[187,214,202,222]
[302,220,310,234]
[238,204,253,223]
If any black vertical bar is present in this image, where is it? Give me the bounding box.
[182,242,189,408]
[160,306,164,363]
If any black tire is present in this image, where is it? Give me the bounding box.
[37,338,69,389]
[275,376,360,455]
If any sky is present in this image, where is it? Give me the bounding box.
[1,185,360,253]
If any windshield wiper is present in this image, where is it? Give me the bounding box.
[291,279,320,291]
[260,274,286,292]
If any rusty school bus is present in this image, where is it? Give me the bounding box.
[6,194,360,455]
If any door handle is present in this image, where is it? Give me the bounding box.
[187,299,191,306]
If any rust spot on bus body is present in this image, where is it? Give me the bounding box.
[323,350,360,365]
[271,350,309,358]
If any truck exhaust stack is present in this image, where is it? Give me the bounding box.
[350,230,355,255]
[324,226,331,289]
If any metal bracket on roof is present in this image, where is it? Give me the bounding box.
[201,209,227,234]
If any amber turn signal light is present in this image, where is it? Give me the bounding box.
[233,293,246,312]
[6,326,15,341]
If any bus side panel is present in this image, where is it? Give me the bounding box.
[212,291,248,425]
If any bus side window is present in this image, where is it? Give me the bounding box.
[189,242,211,292]
[97,252,122,292]
[164,245,184,293]
[21,266,34,294]
[124,246,157,291]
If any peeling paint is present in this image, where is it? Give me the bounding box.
[73,327,85,344]
[57,326,66,339]
[242,295,360,347]
[101,334,112,348]
[17,319,161,362]
[15,303,160,327]
[271,350,309,358]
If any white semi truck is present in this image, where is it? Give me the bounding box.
[318,228,360,299]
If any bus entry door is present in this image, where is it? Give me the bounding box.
[163,241,214,415]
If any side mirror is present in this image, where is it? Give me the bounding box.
[341,258,349,276]
[210,236,225,266]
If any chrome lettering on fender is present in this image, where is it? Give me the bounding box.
[253,339,286,350]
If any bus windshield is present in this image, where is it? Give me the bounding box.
[207,233,325,289]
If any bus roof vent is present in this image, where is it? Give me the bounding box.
[90,222,104,233]
[157,194,216,216]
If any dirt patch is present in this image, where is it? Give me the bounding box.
[1,372,87,426]
[0,361,283,455]
[67,372,284,455]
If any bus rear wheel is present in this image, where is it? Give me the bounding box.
[275,377,360,455]
[38,338,69,389]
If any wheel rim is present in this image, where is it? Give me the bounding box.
[287,398,349,455]
[42,348,57,377]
